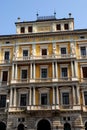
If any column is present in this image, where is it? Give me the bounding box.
[53,87,55,104]
[12,63,15,80]
[80,66,83,80]
[30,63,32,79]
[72,86,76,105]
[10,88,13,107]
[29,88,32,105]
[56,87,59,105]
[15,64,18,79]
[55,62,58,79]
[74,60,78,78]
[13,88,17,107]
[33,63,36,79]
[52,62,55,79]
[76,85,80,104]
[71,61,74,77]
[33,87,35,105]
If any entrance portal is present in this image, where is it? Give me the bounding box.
[0,122,6,130]
[18,124,24,130]
[64,123,71,130]
[37,119,51,130]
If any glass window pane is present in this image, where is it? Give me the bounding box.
[61,48,66,54]
[81,47,86,56]
[41,68,47,78]
[41,93,47,105]
[84,92,87,105]
[5,51,9,60]
[62,68,67,77]
[62,93,69,105]
[0,95,6,107]
[20,94,27,106]
[22,70,27,79]
[23,50,28,56]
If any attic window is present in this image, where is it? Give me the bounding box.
[6,41,10,44]
[64,24,69,30]
[80,36,85,39]
[21,27,25,33]
[56,24,61,30]
[28,26,32,32]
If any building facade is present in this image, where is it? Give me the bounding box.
[0,14,87,130]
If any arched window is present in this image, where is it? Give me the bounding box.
[64,123,71,130]
[85,122,87,130]
[0,122,6,130]
[18,124,24,130]
[37,119,51,130]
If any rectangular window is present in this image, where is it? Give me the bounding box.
[64,24,69,30]
[81,47,86,56]
[42,49,47,55]
[20,94,27,106]
[2,71,8,82]
[28,26,32,32]
[4,51,9,60]
[62,93,69,105]
[41,68,47,78]
[21,70,27,79]
[84,92,87,105]
[0,95,6,108]
[23,50,28,57]
[61,48,66,55]
[56,24,61,30]
[41,93,47,105]
[61,68,67,77]
[21,27,25,33]
[82,67,87,78]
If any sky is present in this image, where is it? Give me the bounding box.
[0,0,87,35]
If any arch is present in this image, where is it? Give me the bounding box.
[85,122,87,130]
[37,119,51,130]
[64,123,71,130]
[18,123,24,130]
[0,122,6,130]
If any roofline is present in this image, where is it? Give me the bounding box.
[0,28,87,40]
[15,18,74,25]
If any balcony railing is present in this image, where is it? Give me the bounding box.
[11,77,73,84]
[0,60,11,64]
[13,54,75,62]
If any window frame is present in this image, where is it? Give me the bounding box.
[39,88,50,106]
[40,66,48,79]
[60,64,68,79]
[21,67,28,80]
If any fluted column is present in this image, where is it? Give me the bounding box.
[55,62,58,79]
[72,86,76,105]
[29,88,32,105]
[76,85,80,104]
[10,88,13,107]
[13,88,17,107]
[53,87,55,104]
[52,62,55,79]
[71,61,74,77]
[56,87,59,105]
[74,61,78,78]
[30,63,32,79]
[15,64,18,79]
[12,64,14,79]
[33,63,36,79]
[33,87,35,105]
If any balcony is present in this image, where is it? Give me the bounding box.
[11,77,73,85]
[0,60,11,64]
[13,54,75,62]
